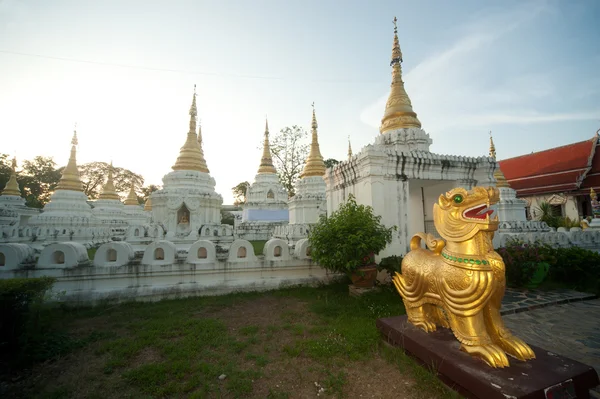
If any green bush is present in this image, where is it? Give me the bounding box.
[377,255,404,278]
[497,239,600,294]
[0,277,56,358]
[308,195,395,275]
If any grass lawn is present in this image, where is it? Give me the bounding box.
[87,247,97,260]
[3,280,460,399]
[250,240,267,256]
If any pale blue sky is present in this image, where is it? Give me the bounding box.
[1,0,598,203]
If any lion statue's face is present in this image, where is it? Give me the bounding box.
[433,186,500,242]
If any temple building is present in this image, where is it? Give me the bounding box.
[236,118,289,241]
[150,86,232,243]
[324,18,495,256]
[498,132,600,221]
[273,104,327,244]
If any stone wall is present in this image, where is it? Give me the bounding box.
[235,221,287,241]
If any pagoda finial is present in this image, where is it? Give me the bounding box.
[380,17,421,134]
[488,131,509,188]
[56,126,84,192]
[301,103,326,178]
[257,116,277,174]
[489,131,497,159]
[1,156,21,197]
[124,183,139,205]
[144,196,153,211]
[98,161,120,200]
[172,85,210,173]
[348,136,353,160]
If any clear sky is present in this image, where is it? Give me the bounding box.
[1,0,599,204]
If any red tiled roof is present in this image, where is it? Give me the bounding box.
[498,137,596,196]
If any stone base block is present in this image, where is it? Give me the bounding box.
[348,284,380,297]
[376,315,599,399]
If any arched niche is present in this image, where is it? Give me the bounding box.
[141,241,176,265]
[37,243,89,269]
[0,244,36,270]
[267,189,274,199]
[94,242,135,267]
[177,203,190,225]
[186,240,216,264]
[264,238,290,261]
[227,239,256,262]
[294,238,312,260]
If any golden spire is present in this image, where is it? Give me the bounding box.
[144,196,152,211]
[489,131,497,159]
[380,17,422,134]
[489,132,509,188]
[301,103,326,178]
[257,116,277,174]
[172,85,210,173]
[347,136,353,160]
[98,162,120,200]
[1,157,21,196]
[591,187,597,200]
[56,126,84,192]
[124,183,138,205]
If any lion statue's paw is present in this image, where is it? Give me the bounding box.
[460,343,510,368]
[498,335,536,361]
[409,318,437,333]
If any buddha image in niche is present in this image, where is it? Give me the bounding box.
[179,213,189,224]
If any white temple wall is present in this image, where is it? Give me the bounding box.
[0,259,333,305]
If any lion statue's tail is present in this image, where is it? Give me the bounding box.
[409,232,445,255]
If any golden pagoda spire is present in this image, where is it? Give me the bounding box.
[347,136,353,160]
[98,162,120,200]
[489,131,497,159]
[257,116,277,174]
[489,132,509,188]
[380,17,422,134]
[2,157,21,196]
[124,183,138,205]
[301,103,326,178]
[56,126,84,192]
[144,196,152,211]
[172,85,210,173]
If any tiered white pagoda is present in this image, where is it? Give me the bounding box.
[325,18,495,257]
[236,119,289,240]
[273,104,327,244]
[150,86,231,242]
[91,163,128,236]
[0,157,39,241]
[27,130,110,244]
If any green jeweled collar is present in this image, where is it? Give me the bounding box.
[441,250,490,266]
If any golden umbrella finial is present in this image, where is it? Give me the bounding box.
[380,17,421,134]
[1,156,21,196]
[489,131,497,159]
[124,182,139,205]
[56,125,84,192]
[98,161,120,200]
[172,85,210,173]
[257,115,277,174]
[301,102,326,178]
[348,136,353,160]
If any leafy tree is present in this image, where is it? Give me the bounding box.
[0,154,13,193]
[324,158,340,169]
[79,162,144,199]
[232,181,250,206]
[20,157,62,208]
[309,195,395,276]
[269,126,309,197]
[221,210,235,226]
[141,184,161,202]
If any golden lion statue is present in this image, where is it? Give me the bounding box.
[393,186,535,368]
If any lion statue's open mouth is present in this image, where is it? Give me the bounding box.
[392,186,535,368]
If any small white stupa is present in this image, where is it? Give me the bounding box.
[0,157,40,241]
[28,128,109,243]
[273,104,327,243]
[91,163,128,236]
